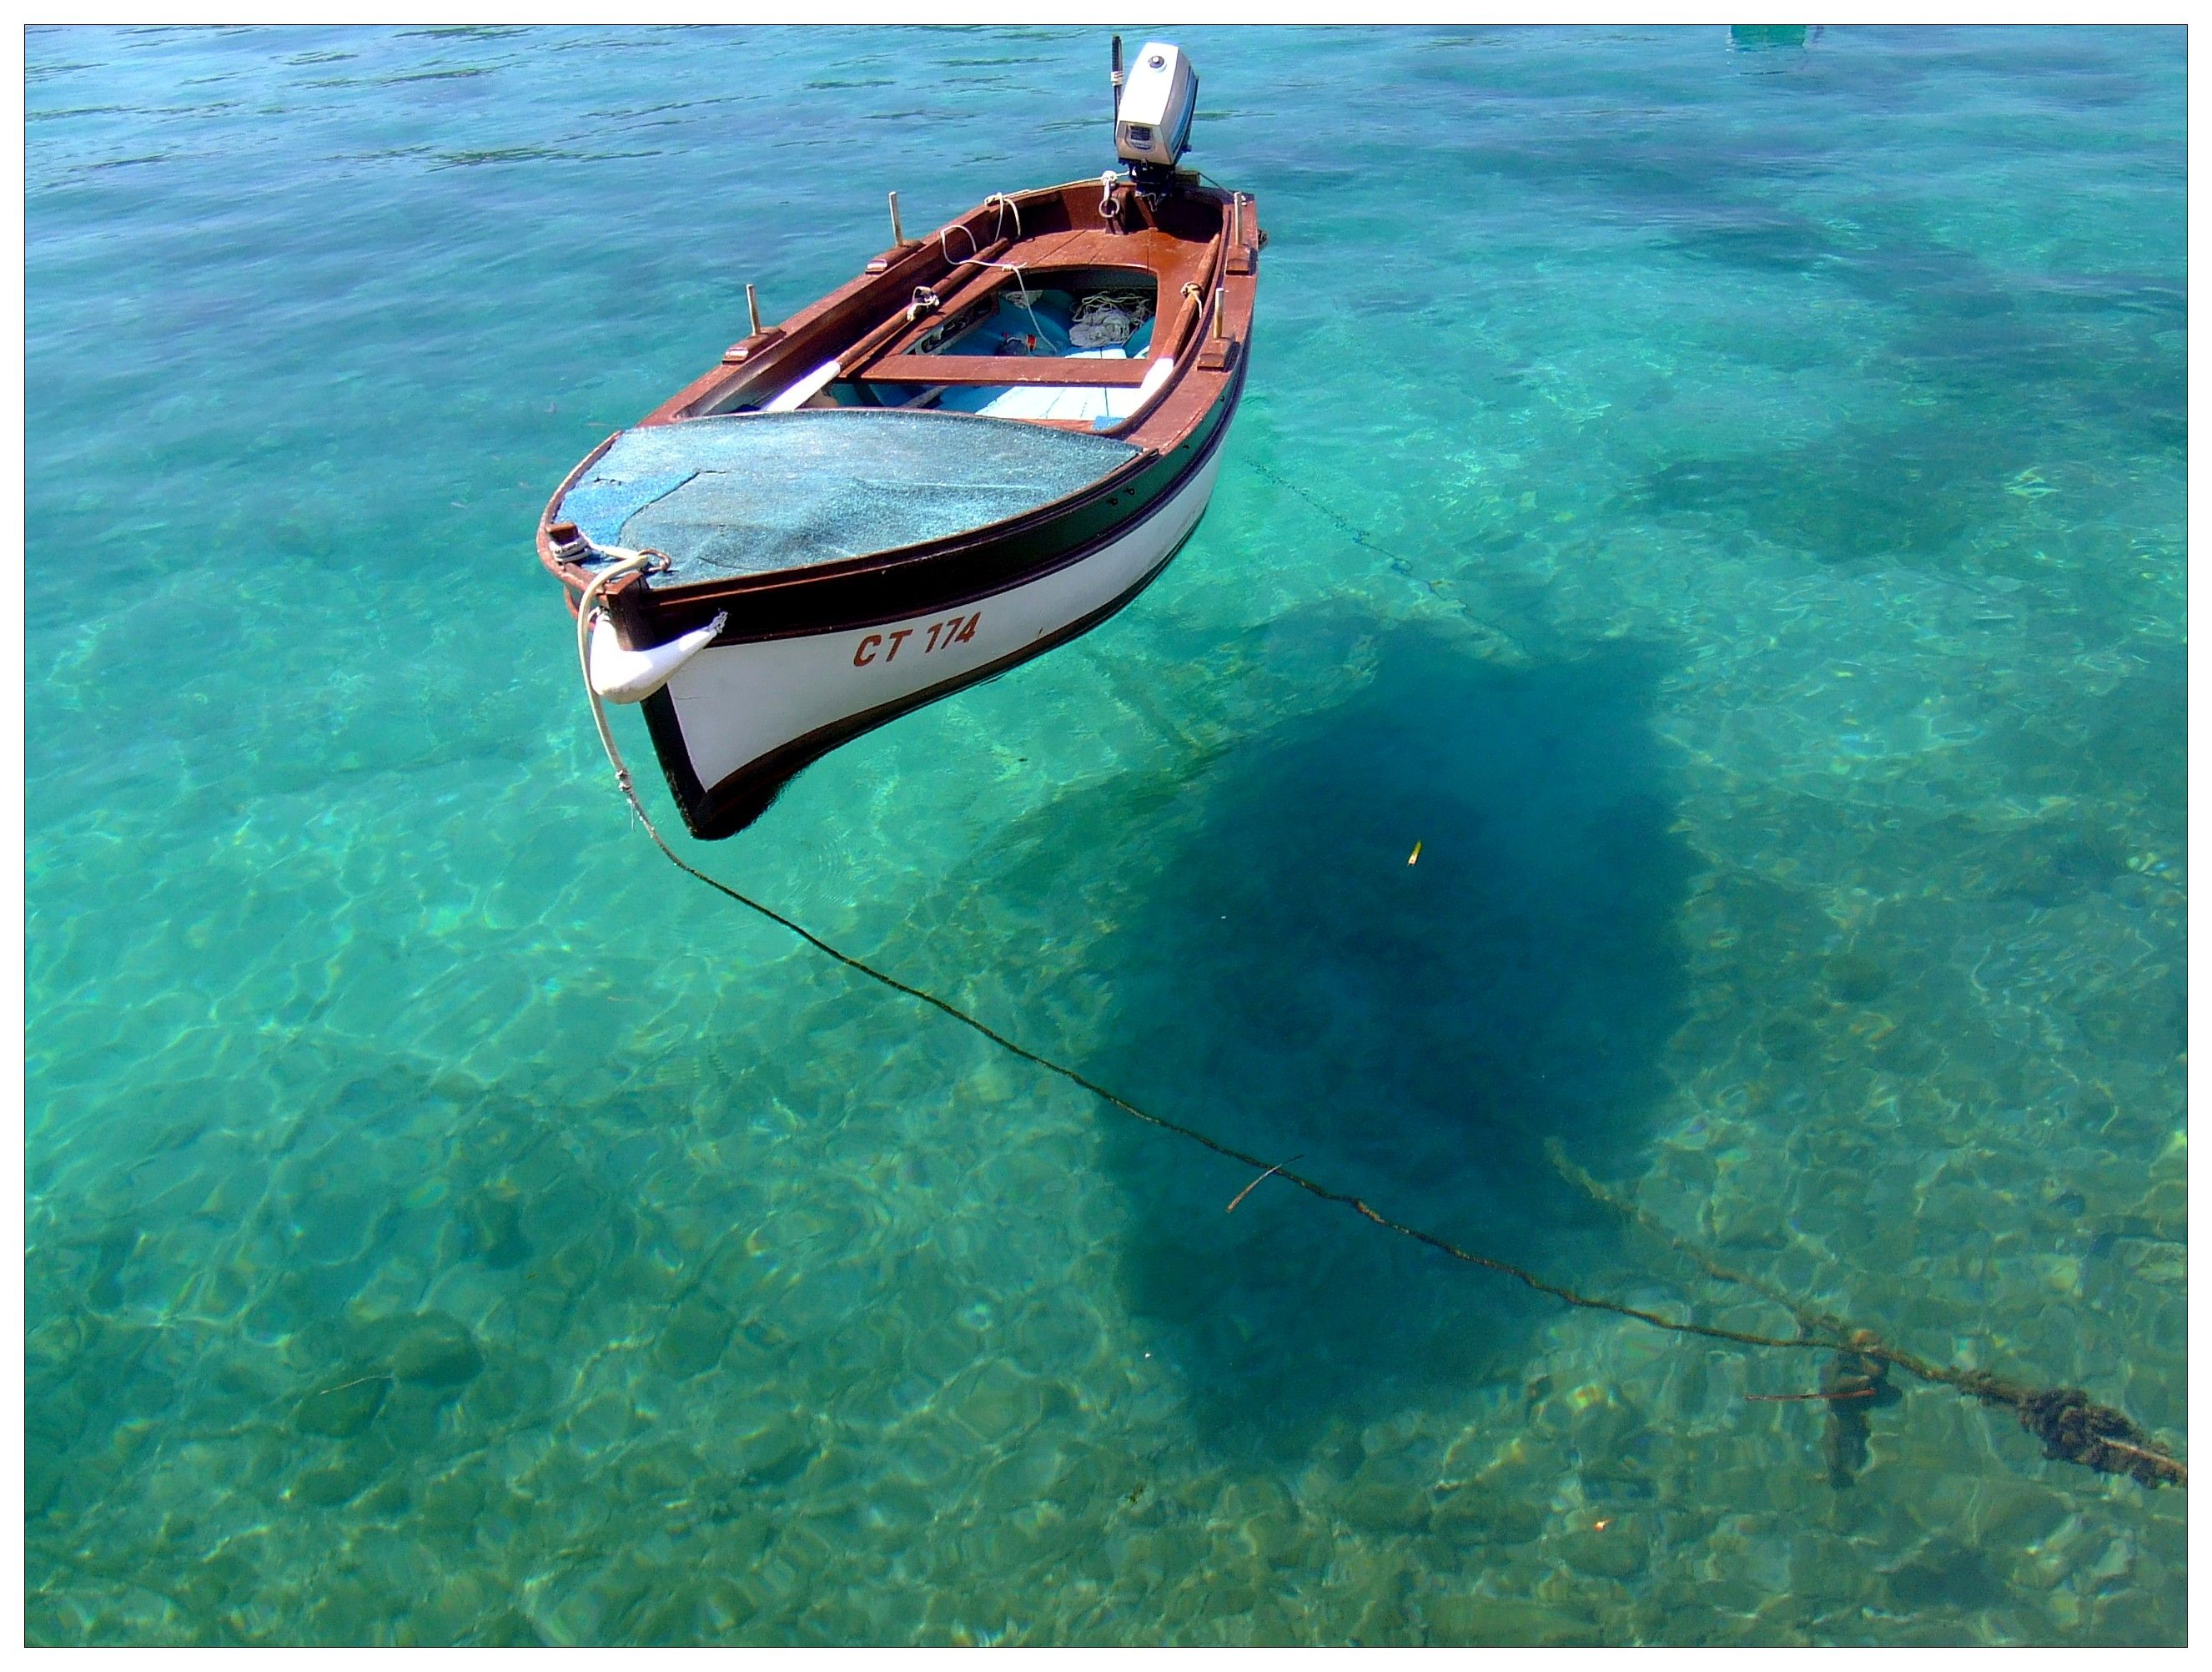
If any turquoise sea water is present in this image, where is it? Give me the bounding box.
[25,24,2185,1645]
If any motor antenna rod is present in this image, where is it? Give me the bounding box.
[1110,35,1124,117]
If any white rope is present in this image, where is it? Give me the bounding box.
[938,204,1049,345]
[1068,290,1151,349]
[984,192,1023,243]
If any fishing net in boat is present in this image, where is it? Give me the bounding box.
[1068,290,1153,349]
[559,408,1139,586]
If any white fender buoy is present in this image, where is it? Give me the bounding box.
[588,609,727,704]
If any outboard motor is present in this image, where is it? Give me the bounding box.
[1113,38,1198,190]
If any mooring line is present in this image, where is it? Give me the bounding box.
[611,784,2181,1487]
[1249,457,1400,557]
[614,775,1830,1360]
[571,562,1829,1362]
[1244,456,1530,660]
[569,539,2183,1490]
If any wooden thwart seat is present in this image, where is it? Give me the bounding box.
[859,354,1157,387]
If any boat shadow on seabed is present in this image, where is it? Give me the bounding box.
[1003,619,1699,1459]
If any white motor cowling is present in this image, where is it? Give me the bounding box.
[1114,41,1198,173]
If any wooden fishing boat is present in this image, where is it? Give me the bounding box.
[537,39,1260,839]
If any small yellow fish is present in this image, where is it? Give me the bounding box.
[1407,840,1422,866]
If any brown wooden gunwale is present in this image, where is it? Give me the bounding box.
[537,176,1260,627]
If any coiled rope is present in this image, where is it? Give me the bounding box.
[567,518,2184,1491]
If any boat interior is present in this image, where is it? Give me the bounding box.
[686,177,1254,441]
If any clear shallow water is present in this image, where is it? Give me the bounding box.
[25,24,2184,1645]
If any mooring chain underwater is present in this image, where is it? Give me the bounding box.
[570,536,2184,1493]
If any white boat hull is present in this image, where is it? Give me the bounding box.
[653,436,1228,815]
